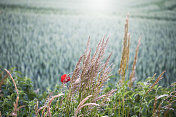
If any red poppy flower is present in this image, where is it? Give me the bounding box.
[61,74,70,83]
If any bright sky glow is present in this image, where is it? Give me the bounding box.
[84,0,112,14]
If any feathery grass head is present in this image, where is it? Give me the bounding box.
[75,95,99,117]
[118,16,141,87]
[129,38,141,87]
[68,37,112,102]
[118,16,130,83]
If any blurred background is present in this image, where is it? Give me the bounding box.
[0,0,176,92]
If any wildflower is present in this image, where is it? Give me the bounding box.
[61,74,70,83]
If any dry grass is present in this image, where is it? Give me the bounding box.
[4,69,19,95]
[118,15,141,87]
[118,16,130,83]
[75,95,99,117]
[145,71,165,95]
[117,16,142,116]
[93,89,117,103]
[152,96,157,117]
[129,38,141,87]
[35,100,39,116]
[36,93,64,117]
[117,15,142,88]
[67,36,113,104]
[157,103,162,117]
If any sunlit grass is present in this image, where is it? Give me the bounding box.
[0,16,176,116]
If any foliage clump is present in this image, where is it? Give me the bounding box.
[0,67,37,116]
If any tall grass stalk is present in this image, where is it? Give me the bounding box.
[118,16,130,84]
[145,71,165,95]
[129,38,141,88]
[117,15,142,116]
[3,69,19,117]
[118,16,131,116]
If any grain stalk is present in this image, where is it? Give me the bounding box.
[118,16,131,116]
[4,69,19,95]
[157,103,162,117]
[145,71,165,95]
[117,15,142,116]
[75,95,99,117]
[152,96,157,117]
[118,16,130,84]
[129,38,141,88]
[36,94,64,117]
[70,38,111,96]
[35,100,39,117]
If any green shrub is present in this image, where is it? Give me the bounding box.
[0,67,37,116]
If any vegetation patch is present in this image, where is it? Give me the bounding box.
[0,17,175,116]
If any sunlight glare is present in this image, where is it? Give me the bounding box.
[85,0,112,14]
